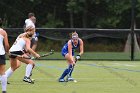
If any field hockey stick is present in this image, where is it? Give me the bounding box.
[31,49,54,59]
[9,50,54,60]
[9,53,31,59]
[66,58,78,82]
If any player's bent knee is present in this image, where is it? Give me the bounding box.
[16,64,21,69]
[28,61,35,67]
[68,61,74,65]
[11,66,19,71]
[32,62,35,67]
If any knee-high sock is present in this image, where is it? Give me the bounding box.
[0,67,13,81]
[59,64,72,79]
[5,67,13,78]
[69,66,74,77]
[1,75,7,91]
[25,64,33,77]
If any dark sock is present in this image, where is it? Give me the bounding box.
[69,67,74,77]
[59,69,69,79]
[59,64,73,79]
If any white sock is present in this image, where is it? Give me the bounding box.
[25,64,33,77]
[1,75,7,91]
[0,67,13,81]
[5,67,13,78]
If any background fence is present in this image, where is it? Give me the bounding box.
[5,28,140,60]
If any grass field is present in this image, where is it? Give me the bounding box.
[3,60,140,93]
[32,52,140,60]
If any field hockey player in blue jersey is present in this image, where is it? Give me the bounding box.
[59,32,84,82]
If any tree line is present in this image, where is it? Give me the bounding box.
[0,0,140,28]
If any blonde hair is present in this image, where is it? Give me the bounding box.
[24,26,35,32]
[24,32,33,38]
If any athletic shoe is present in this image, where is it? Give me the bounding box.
[23,76,27,82]
[58,79,65,82]
[2,91,6,93]
[23,76,34,84]
[67,77,74,81]
[0,81,10,84]
[7,81,10,84]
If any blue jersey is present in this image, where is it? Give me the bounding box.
[61,39,80,57]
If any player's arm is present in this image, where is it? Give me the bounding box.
[68,40,74,62]
[3,30,9,53]
[79,38,84,56]
[76,38,84,60]
[25,38,40,58]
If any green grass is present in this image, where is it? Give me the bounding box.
[4,60,140,93]
[36,52,140,60]
[6,52,140,60]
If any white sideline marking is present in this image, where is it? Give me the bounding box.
[111,63,136,67]
[124,64,136,67]
[9,77,123,81]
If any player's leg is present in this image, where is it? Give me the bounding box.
[59,64,73,82]
[59,54,74,82]
[0,65,7,93]
[0,55,7,93]
[6,51,24,79]
[5,58,21,78]
[22,51,33,77]
[27,37,38,78]
[18,58,35,84]
[67,66,75,81]
[67,53,75,81]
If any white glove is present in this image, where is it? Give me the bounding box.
[76,55,81,60]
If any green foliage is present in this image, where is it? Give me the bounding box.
[36,38,62,52]
[36,37,125,52]
[1,15,8,28]
[67,0,83,13]
[0,0,139,28]
[96,17,121,28]
[136,0,140,18]
[42,13,64,28]
[95,0,131,28]
[84,39,124,52]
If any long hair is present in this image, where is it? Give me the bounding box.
[24,32,33,38]
[24,26,34,38]
[24,26,35,32]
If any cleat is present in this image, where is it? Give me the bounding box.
[23,76,28,82]
[0,81,10,84]
[23,76,34,84]
[7,81,10,84]
[67,77,74,81]
[58,79,65,82]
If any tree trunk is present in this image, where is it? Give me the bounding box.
[70,11,74,28]
[82,0,88,28]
